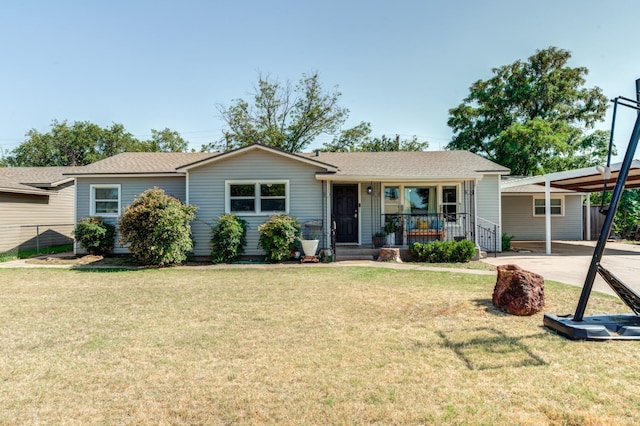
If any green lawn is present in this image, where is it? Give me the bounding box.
[0,266,638,425]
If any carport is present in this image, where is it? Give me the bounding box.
[502,160,640,254]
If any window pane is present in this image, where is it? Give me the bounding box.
[95,188,118,200]
[443,187,456,203]
[261,183,285,197]
[96,201,118,214]
[444,204,457,221]
[230,184,255,197]
[534,199,562,215]
[384,186,399,201]
[261,198,285,212]
[405,187,433,214]
[230,199,255,212]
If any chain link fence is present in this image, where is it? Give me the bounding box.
[0,224,74,258]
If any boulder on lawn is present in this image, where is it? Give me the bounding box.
[492,264,544,316]
[377,248,402,263]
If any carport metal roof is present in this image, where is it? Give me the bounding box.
[501,160,640,193]
[502,160,640,254]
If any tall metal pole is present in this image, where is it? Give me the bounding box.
[637,78,640,114]
[573,110,640,321]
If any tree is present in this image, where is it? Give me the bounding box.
[3,120,190,167]
[447,47,608,176]
[322,122,429,152]
[144,128,189,152]
[211,72,362,153]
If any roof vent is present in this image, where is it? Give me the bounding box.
[315,149,320,157]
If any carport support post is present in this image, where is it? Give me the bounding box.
[574,110,640,321]
[545,178,551,255]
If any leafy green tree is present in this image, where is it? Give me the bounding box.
[447,47,608,175]
[322,122,429,152]
[3,120,190,167]
[591,189,640,239]
[209,72,365,153]
[145,128,189,152]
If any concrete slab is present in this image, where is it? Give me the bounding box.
[482,240,640,297]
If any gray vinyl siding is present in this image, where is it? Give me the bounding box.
[502,194,583,240]
[476,174,503,251]
[75,176,186,254]
[0,182,75,252]
[188,150,325,256]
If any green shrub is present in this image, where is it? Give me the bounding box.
[74,217,116,255]
[118,187,197,266]
[409,239,476,263]
[502,233,515,251]
[451,239,476,262]
[258,214,300,263]
[211,214,247,264]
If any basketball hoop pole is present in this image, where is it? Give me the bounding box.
[573,92,640,321]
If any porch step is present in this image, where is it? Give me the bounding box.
[335,247,378,261]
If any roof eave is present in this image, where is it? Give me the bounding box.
[0,187,50,196]
[315,174,485,182]
[67,172,184,178]
[176,144,338,173]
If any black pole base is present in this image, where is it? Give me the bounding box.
[544,313,640,340]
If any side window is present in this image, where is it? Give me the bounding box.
[533,198,563,216]
[90,184,121,217]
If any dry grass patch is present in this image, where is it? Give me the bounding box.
[0,267,639,424]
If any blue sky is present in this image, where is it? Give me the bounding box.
[1,0,639,161]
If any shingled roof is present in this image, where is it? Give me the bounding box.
[62,147,509,179]
[302,150,509,179]
[65,152,219,175]
[0,166,80,195]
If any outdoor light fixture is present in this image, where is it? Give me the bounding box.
[367,186,372,195]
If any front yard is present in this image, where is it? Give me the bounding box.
[1,266,638,424]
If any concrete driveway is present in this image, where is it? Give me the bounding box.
[482,240,640,297]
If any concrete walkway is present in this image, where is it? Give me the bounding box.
[481,240,640,297]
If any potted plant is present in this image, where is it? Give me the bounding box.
[384,218,400,246]
[300,230,319,257]
[372,231,387,248]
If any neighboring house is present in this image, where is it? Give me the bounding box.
[0,167,77,253]
[65,144,510,258]
[501,182,586,241]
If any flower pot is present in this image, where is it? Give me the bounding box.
[300,239,319,257]
[386,233,395,246]
[372,236,386,248]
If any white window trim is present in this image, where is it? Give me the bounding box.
[533,196,564,217]
[90,184,121,217]
[225,180,289,215]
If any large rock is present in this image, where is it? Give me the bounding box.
[492,264,545,316]
[377,248,402,263]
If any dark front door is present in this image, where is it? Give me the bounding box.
[333,184,358,243]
